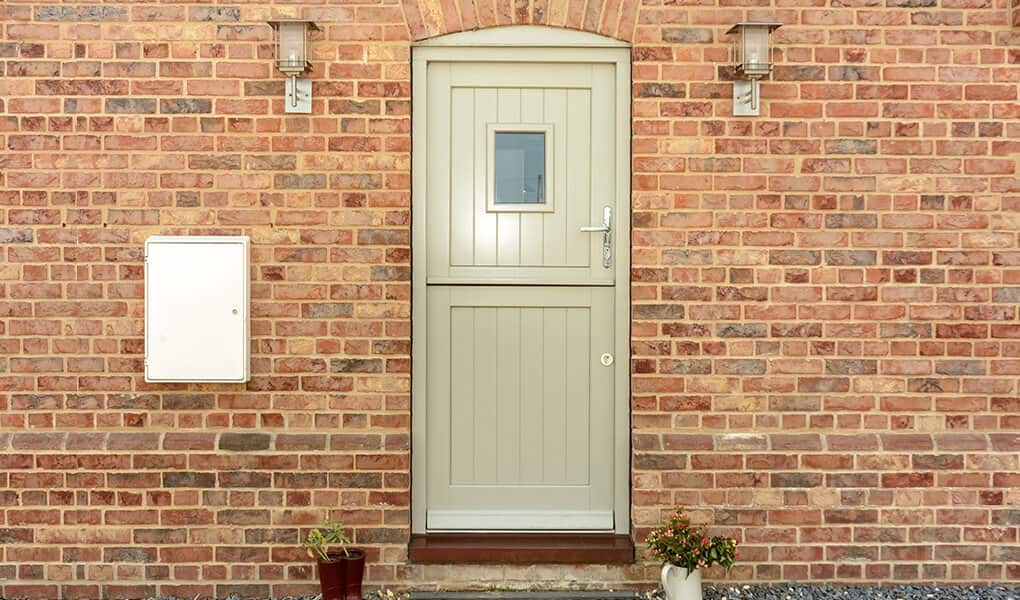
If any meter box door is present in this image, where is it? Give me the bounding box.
[144,236,251,383]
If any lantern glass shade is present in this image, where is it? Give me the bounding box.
[268,20,317,75]
[727,22,781,78]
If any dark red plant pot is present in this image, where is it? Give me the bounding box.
[342,549,366,600]
[317,549,366,600]
[317,557,344,600]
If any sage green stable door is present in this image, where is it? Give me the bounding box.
[424,59,620,530]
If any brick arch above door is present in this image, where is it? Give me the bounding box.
[400,0,637,42]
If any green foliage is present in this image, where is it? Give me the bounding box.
[302,519,353,562]
[645,507,737,575]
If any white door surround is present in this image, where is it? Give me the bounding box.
[411,26,631,535]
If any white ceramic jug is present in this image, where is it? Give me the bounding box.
[660,564,703,600]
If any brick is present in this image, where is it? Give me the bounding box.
[36,79,128,96]
[936,324,987,339]
[162,472,215,488]
[160,98,212,114]
[993,287,1020,303]
[882,472,934,488]
[218,433,271,452]
[772,473,823,488]
[826,139,877,155]
[798,377,850,393]
[632,304,684,319]
[772,323,822,338]
[769,250,821,266]
[934,360,986,376]
[0,229,35,244]
[715,359,766,375]
[302,303,355,318]
[218,472,272,488]
[35,6,128,21]
[189,6,241,21]
[105,98,156,114]
[188,154,241,170]
[825,214,878,229]
[912,454,964,470]
[828,473,878,488]
[635,83,684,98]
[330,359,383,373]
[825,250,876,266]
[661,28,713,43]
[159,395,214,411]
[716,323,768,338]
[825,360,877,375]
[274,174,326,189]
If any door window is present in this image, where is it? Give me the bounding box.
[494,132,546,205]
[486,123,554,213]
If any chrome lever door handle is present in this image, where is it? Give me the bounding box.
[579,206,612,268]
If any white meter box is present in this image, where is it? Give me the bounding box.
[145,236,250,383]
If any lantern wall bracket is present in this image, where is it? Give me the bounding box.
[727,21,781,117]
[285,76,313,114]
[732,80,759,117]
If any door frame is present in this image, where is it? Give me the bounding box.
[411,26,632,535]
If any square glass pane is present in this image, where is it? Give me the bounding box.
[494,132,545,205]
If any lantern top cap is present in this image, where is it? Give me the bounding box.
[726,21,782,34]
[268,19,320,31]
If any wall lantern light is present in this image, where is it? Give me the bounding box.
[727,21,781,117]
[268,19,319,114]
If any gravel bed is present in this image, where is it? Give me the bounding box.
[699,585,1019,600]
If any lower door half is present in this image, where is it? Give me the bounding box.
[425,285,615,530]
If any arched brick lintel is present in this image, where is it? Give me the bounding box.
[401,0,637,43]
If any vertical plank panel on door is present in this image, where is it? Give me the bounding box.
[496,307,522,483]
[542,89,568,267]
[519,307,545,483]
[542,307,567,483]
[473,87,498,266]
[538,88,571,267]
[496,88,522,266]
[473,306,499,482]
[450,87,475,266]
[565,86,592,268]
[449,305,475,484]
[564,300,591,486]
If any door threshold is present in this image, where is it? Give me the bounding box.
[408,533,634,564]
[411,593,641,600]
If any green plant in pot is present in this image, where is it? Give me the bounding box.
[303,519,365,600]
[646,507,737,600]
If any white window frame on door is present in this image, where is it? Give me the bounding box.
[487,122,555,213]
[411,26,632,535]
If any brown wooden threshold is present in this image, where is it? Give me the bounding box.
[408,533,634,564]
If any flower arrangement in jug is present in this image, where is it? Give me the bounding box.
[646,507,737,575]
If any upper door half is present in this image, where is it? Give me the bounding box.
[426,61,618,286]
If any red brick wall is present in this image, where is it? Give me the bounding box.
[2,1,1020,598]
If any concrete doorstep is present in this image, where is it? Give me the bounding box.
[410,593,641,600]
